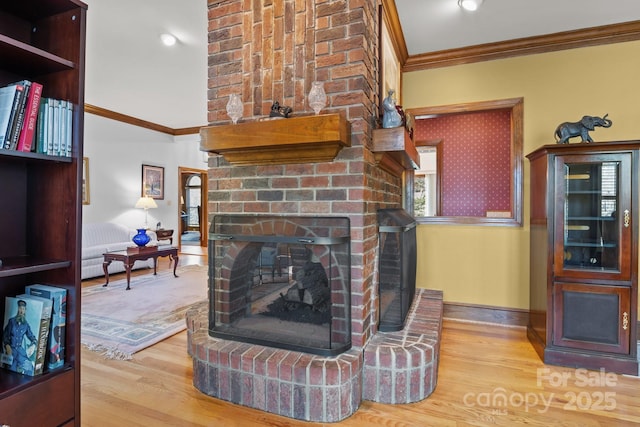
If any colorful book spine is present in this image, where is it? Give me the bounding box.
[65,101,73,157]
[52,98,60,155]
[0,85,16,147]
[35,97,47,154]
[0,84,21,149]
[7,80,30,150]
[46,98,54,155]
[16,81,43,152]
[25,284,67,370]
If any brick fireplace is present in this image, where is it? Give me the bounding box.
[186,0,443,422]
[208,214,352,356]
[203,0,393,352]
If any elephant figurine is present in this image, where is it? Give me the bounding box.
[554,114,612,144]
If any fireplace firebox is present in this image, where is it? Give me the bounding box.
[208,214,351,356]
[377,208,417,331]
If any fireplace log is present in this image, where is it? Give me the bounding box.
[302,282,330,311]
[295,261,328,289]
[284,284,304,303]
[281,280,330,311]
[279,261,331,311]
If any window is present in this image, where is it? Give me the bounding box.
[600,162,617,217]
[186,175,201,228]
[414,142,441,217]
[407,98,523,226]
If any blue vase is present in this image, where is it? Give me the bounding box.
[132,228,151,247]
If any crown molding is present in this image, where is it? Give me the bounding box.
[84,104,202,136]
[86,17,640,130]
[402,20,640,72]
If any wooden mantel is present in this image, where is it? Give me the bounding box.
[372,127,420,177]
[200,113,351,165]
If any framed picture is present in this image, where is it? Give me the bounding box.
[142,164,164,199]
[82,157,90,205]
[379,3,401,114]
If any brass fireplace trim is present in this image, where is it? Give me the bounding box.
[199,112,351,166]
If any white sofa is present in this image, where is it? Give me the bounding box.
[81,222,158,280]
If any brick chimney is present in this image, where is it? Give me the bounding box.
[205,0,402,348]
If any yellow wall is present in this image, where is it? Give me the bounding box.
[404,40,640,310]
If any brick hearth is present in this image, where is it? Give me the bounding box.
[363,289,443,404]
[187,289,442,422]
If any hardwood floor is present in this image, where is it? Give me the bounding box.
[80,252,640,427]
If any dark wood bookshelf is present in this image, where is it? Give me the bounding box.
[0,0,86,425]
[0,258,71,278]
[0,148,74,163]
[0,34,75,75]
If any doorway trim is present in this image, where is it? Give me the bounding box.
[178,166,208,250]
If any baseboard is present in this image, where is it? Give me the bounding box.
[444,303,640,340]
[443,301,529,327]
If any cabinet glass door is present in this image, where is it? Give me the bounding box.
[554,153,632,280]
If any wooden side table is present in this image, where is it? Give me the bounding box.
[155,228,174,244]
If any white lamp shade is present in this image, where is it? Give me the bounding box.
[135,196,158,209]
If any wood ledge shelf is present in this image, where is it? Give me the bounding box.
[372,127,420,177]
[200,113,351,165]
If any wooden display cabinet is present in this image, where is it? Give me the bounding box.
[527,141,639,375]
[0,0,86,425]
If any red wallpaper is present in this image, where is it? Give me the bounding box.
[414,110,512,216]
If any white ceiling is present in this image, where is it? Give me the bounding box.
[397,0,640,55]
[84,0,208,129]
[83,0,640,129]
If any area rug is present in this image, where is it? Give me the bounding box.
[181,231,201,246]
[81,264,208,360]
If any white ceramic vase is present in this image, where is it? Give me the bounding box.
[226,93,243,124]
[308,81,327,115]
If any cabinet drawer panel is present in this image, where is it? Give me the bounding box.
[0,369,75,427]
[553,282,630,354]
[564,291,619,343]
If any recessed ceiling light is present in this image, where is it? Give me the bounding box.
[458,0,483,11]
[160,33,177,46]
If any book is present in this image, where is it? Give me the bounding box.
[1,295,51,376]
[6,80,30,150]
[15,294,52,376]
[52,98,60,155]
[46,97,54,155]
[0,84,21,149]
[25,284,67,370]
[35,97,48,154]
[65,100,73,156]
[3,82,27,149]
[36,97,52,155]
[16,81,43,152]
[30,96,72,156]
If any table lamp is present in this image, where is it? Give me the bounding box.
[135,196,158,229]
